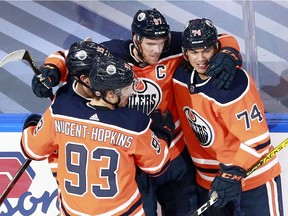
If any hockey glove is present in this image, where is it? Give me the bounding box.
[38,64,61,88]
[23,114,42,130]
[209,163,246,208]
[31,64,61,98]
[149,109,175,147]
[206,47,242,90]
[32,75,53,98]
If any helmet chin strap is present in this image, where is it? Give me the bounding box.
[133,36,149,68]
[76,79,90,89]
[101,92,121,108]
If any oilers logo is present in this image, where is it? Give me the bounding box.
[184,106,214,147]
[128,78,162,115]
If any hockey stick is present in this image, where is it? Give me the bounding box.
[0,49,54,100]
[0,50,42,206]
[0,35,92,76]
[0,38,93,206]
[0,159,32,206]
[0,36,92,75]
[0,49,41,75]
[190,137,288,216]
[0,52,46,206]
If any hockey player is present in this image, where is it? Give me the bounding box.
[40,40,112,182]
[101,9,242,215]
[173,18,283,216]
[21,56,174,215]
[30,8,243,216]
[101,9,198,215]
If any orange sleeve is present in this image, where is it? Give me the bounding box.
[218,33,240,52]
[21,109,57,160]
[44,50,69,83]
[133,121,171,176]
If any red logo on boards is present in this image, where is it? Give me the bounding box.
[0,152,35,199]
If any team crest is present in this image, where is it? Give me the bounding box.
[106,64,117,75]
[75,50,87,60]
[205,19,214,27]
[128,78,162,115]
[184,107,214,147]
[137,12,146,21]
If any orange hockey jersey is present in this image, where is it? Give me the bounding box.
[173,67,281,191]
[21,86,171,215]
[42,32,240,161]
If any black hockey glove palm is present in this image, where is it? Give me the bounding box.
[209,163,246,208]
[149,109,175,147]
[23,114,42,130]
[206,47,242,90]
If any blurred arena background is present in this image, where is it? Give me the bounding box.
[0,0,287,114]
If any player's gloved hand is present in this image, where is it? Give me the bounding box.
[23,114,42,130]
[149,109,175,147]
[209,163,246,208]
[206,47,242,90]
[38,64,61,88]
[32,75,53,98]
[31,64,61,98]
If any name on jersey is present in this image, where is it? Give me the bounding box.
[54,120,133,148]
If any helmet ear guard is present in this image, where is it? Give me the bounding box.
[132,34,142,53]
[182,47,189,61]
[134,34,142,44]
